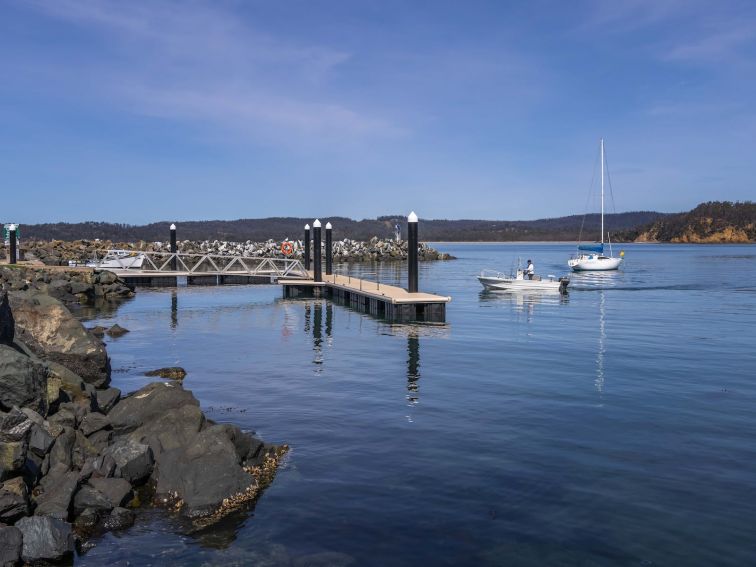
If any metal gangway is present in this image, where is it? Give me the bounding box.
[86,249,309,280]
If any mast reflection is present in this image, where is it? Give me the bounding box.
[595,290,606,393]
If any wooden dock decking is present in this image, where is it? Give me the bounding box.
[280,273,451,323]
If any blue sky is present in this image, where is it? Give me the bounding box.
[1,0,755,224]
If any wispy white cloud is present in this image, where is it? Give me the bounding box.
[575,0,697,34]
[21,0,405,147]
[662,20,756,65]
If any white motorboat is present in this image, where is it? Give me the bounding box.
[85,250,146,269]
[568,138,624,272]
[478,268,569,294]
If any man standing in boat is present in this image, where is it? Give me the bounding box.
[525,259,535,279]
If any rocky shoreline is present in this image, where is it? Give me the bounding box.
[0,269,285,565]
[21,237,454,266]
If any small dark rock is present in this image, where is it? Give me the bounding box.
[0,440,27,480]
[29,423,54,457]
[95,387,120,414]
[0,476,30,523]
[96,271,117,285]
[0,408,33,442]
[88,326,107,337]
[105,324,129,338]
[79,412,110,437]
[102,506,134,531]
[0,291,14,346]
[73,485,113,516]
[47,405,76,430]
[104,439,153,484]
[144,367,186,380]
[87,477,132,508]
[16,515,75,563]
[87,429,113,453]
[73,506,100,534]
[72,430,100,470]
[48,427,75,470]
[79,454,116,481]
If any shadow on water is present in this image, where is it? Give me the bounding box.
[71,296,135,321]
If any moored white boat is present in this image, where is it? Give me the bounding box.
[568,245,623,272]
[568,138,624,272]
[85,250,146,269]
[478,269,569,294]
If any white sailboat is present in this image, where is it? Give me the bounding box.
[568,138,624,272]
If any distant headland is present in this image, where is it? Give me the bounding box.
[9,201,755,244]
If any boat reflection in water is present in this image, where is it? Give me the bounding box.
[479,288,568,321]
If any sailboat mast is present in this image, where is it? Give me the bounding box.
[600,138,604,245]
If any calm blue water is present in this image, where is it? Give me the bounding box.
[77,243,756,566]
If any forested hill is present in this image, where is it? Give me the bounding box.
[15,211,665,243]
[621,201,756,243]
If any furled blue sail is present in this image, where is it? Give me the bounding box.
[577,243,604,253]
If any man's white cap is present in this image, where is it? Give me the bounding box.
[408,211,418,223]
[170,223,176,230]
[325,222,332,229]
[313,219,321,228]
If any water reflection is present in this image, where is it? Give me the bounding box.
[407,333,420,406]
[170,290,178,329]
[479,289,568,322]
[569,269,624,290]
[595,290,606,393]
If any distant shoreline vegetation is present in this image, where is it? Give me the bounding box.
[10,201,755,244]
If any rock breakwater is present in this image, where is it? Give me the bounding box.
[1,266,134,304]
[0,277,285,564]
[24,237,454,265]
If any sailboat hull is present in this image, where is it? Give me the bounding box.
[568,256,622,272]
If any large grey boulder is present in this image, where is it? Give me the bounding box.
[0,524,22,567]
[16,515,75,564]
[34,467,78,520]
[154,425,257,518]
[108,382,198,435]
[0,344,48,415]
[128,403,205,459]
[9,292,111,387]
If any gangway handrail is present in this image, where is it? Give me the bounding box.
[88,249,309,279]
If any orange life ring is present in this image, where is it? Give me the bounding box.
[281,241,294,256]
